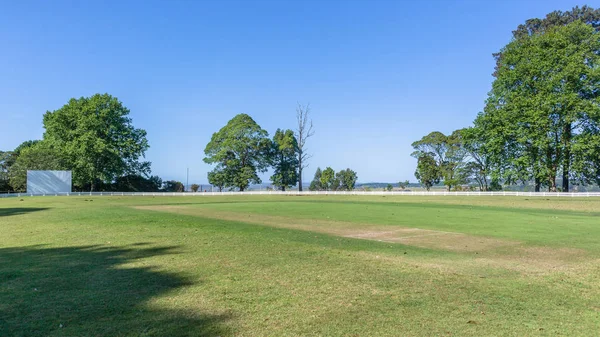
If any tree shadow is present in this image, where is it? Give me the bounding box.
[0,208,48,217]
[0,244,232,336]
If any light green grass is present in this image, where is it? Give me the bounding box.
[1,195,600,336]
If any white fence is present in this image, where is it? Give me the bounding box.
[2,191,600,198]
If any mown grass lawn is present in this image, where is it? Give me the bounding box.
[1,195,599,336]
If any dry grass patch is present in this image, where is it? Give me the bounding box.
[135,205,592,276]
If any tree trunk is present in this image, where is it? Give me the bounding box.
[562,123,571,192]
[549,175,557,192]
[298,156,303,192]
[534,177,541,192]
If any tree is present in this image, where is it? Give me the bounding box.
[43,94,149,191]
[494,6,600,76]
[309,167,323,191]
[207,169,227,192]
[336,168,358,191]
[320,167,336,190]
[113,175,162,192]
[414,153,440,191]
[482,21,600,192]
[163,180,184,192]
[294,103,315,192]
[190,184,200,192]
[270,129,299,191]
[8,142,68,191]
[411,131,465,191]
[385,183,393,191]
[204,114,271,191]
[398,180,409,190]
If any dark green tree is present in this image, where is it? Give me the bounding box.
[412,131,465,191]
[414,153,440,191]
[336,168,358,191]
[309,167,323,191]
[43,94,149,191]
[162,180,184,192]
[482,21,600,191]
[204,114,271,191]
[270,129,299,191]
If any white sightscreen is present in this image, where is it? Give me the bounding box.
[27,170,72,194]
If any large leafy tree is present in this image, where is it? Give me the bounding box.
[43,94,149,191]
[204,114,271,191]
[411,131,465,191]
[482,21,600,191]
[270,129,299,191]
[494,6,600,76]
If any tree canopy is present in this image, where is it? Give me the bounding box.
[204,114,271,191]
[43,94,150,191]
[481,21,600,191]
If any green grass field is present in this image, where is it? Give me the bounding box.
[2,195,600,336]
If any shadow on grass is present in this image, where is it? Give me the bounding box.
[0,244,232,336]
[0,208,48,217]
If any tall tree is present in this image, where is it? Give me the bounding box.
[270,129,299,191]
[482,21,600,191]
[294,103,314,192]
[309,167,323,191]
[43,94,149,191]
[414,153,440,191]
[204,114,271,191]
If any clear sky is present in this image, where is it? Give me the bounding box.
[1,0,598,185]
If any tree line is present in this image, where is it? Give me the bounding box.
[413,6,600,192]
[203,104,359,191]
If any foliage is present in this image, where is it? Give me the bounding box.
[482,21,600,192]
[270,129,299,191]
[336,168,358,191]
[43,94,149,191]
[320,167,336,190]
[162,180,184,192]
[191,184,200,192]
[7,142,68,191]
[309,167,323,191]
[385,183,393,191]
[207,169,228,192]
[398,180,409,190]
[414,153,440,191]
[113,175,162,192]
[411,131,465,190]
[204,114,271,191]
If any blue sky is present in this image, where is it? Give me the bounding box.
[1,0,598,185]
